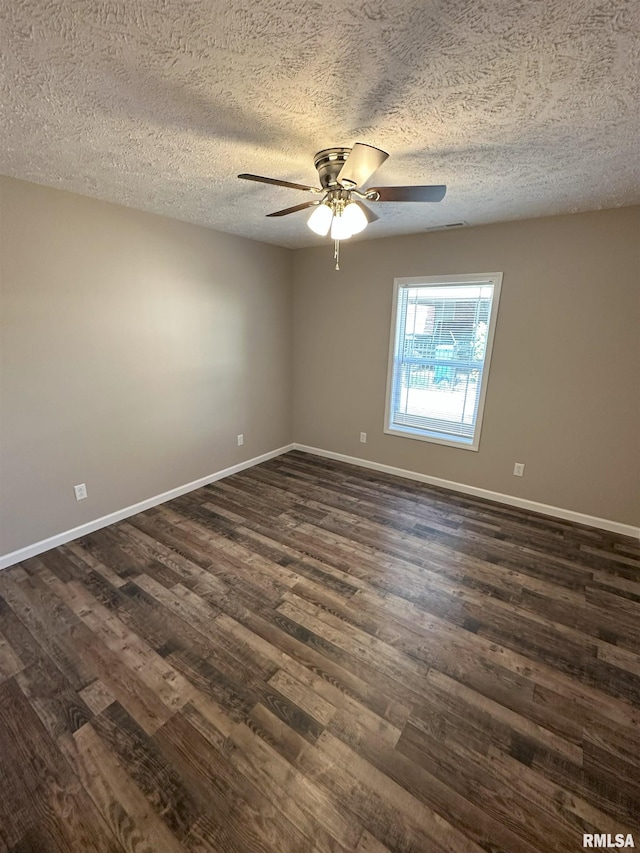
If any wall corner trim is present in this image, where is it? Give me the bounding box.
[293,444,640,540]
[0,444,295,571]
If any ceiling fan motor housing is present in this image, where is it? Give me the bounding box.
[314,148,352,189]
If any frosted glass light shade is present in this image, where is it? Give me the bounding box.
[330,212,353,240]
[307,203,333,236]
[342,202,368,235]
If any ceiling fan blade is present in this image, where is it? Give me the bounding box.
[238,173,321,193]
[368,185,447,202]
[337,143,389,188]
[353,200,379,223]
[266,200,320,217]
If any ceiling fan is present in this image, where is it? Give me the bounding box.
[239,143,446,269]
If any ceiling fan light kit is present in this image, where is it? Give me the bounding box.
[239,143,447,270]
[309,195,369,240]
[307,202,332,236]
[340,201,368,235]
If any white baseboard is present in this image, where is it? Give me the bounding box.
[0,444,295,571]
[293,444,640,540]
[2,440,636,571]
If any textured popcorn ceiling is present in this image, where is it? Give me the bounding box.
[1,0,639,248]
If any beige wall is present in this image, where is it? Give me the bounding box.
[1,178,638,558]
[0,176,292,555]
[292,207,640,527]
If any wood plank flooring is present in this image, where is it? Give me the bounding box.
[1,450,638,852]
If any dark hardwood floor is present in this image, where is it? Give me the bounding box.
[1,450,638,853]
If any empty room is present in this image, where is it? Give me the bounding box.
[1,1,639,852]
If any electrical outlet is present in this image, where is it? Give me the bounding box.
[513,462,525,477]
[360,432,367,443]
[74,483,88,501]
[237,434,244,447]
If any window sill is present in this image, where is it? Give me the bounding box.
[384,425,480,451]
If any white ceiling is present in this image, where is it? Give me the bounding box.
[1,0,639,248]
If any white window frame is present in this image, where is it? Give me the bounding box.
[384,272,503,451]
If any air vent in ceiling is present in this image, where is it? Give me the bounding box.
[424,221,469,232]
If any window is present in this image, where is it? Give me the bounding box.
[385,273,502,450]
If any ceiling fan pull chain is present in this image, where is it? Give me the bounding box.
[334,239,340,270]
